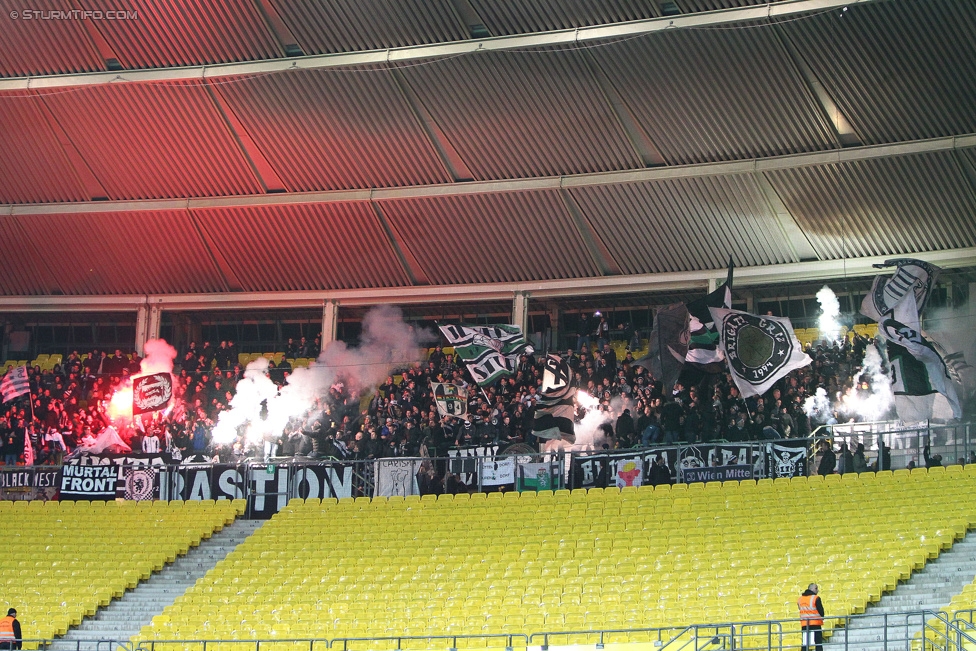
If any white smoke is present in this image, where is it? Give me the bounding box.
[212,305,432,446]
[838,343,894,422]
[803,387,832,422]
[817,285,842,343]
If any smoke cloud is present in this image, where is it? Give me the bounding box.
[141,339,177,374]
[803,387,832,422]
[212,305,432,446]
[816,285,842,343]
[838,343,894,422]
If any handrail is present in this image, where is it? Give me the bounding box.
[21,609,968,651]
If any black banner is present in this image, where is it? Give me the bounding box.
[766,440,809,478]
[59,463,119,500]
[159,462,354,519]
[678,444,759,482]
[682,464,754,483]
[572,448,678,489]
[447,445,501,486]
[0,467,60,490]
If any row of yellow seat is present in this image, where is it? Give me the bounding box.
[1,499,242,647]
[137,469,976,650]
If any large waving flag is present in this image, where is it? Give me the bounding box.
[532,355,576,443]
[861,258,940,322]
[685,259,734,374]
[0,366,30,403]
[439,324,534,386]
[636,303,689,394]
[709,308,811,398]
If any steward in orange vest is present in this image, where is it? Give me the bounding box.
[798,584,824,651]
[0,608,21,650]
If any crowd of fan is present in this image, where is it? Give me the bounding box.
[0,328,902,468]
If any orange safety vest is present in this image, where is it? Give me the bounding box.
[798,595,823,627]
[0,616,15,640]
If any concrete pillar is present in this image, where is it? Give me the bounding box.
[707,277,718,293]
[135,304,149,354]
[321,300,339,346]
[745,290,755,314]
[512,291,529,333]
[546,303,561,353]
[147,305,163,345]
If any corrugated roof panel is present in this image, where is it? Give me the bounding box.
[467,0,777,35]
[0,0,104,77]
[74,0,282,70]
[783,0,976,144]
[400,51,642,179]
[270,0,466,54]
[0,217,64,295]
[194,203,410,291]
[594,29,836,165]
[766,152,976,260]
[38,82,263,200]
[0,94,88,203]
[215,69,452,191]
[8,211,225,294]
[379,191,601,284]
[571,175,796,275]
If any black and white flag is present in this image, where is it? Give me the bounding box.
[532,355,576,442]
[861,258,940,322]
[709,308,811,398]
[431,382,468,419]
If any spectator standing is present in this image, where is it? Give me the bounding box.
[0,607,21,651]
[798,584,824,651]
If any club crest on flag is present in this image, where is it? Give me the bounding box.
[132,373,173,415]
[723,313,794,384]
[432,382,468,418]
[710,307,811,398]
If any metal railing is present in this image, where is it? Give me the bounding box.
[20,608,976,651]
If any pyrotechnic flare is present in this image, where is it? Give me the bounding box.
[838,344,894,422]
[212,305,431,448]
[816,286,843,343]
[104,339,177,426]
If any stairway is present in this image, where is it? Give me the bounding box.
[824,534,976,651]
[52,518,264,650]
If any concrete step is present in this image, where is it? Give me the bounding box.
[52,518,263,649]
[824,529,976,651]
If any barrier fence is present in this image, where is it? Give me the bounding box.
[1,422,972,516]
[16,609,976,651]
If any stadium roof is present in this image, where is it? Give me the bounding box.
[0,0,974,306]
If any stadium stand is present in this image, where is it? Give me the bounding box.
[134,469,976,651]
[0,499,243,647]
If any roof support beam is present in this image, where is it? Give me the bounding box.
[5,132,974,216]
[0,0,877,91]
[752,172,820,262]
[1,248,972,312]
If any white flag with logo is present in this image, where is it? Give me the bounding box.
[709,308,811,398]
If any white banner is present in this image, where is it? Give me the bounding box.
[374,459,421,497]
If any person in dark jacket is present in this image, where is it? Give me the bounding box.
[647,455,672,486]
[615,409,636,447]
[0,607,22,650]
[817,441,836,477]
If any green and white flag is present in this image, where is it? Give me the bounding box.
[709,308,811,398]
[438,324,534,386]
[517,462,554,492]
[880,317,962,420]
[431,382,468,419]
